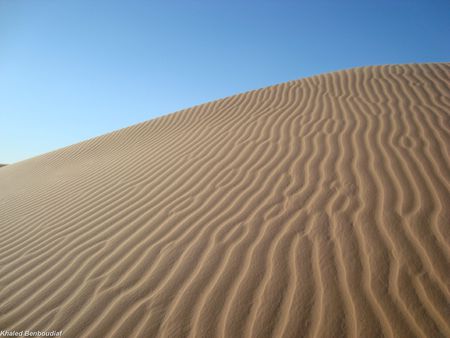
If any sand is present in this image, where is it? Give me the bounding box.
[0,63,449,338]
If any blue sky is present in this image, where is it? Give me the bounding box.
[1,0,449,164]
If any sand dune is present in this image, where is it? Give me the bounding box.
[0,63,449,338]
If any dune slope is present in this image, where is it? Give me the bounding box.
[0,64,449,338]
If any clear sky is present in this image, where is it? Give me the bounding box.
[1,0,449,164]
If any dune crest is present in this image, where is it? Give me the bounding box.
[0,64,449,338]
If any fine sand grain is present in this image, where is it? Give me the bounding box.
[0,64,449,338]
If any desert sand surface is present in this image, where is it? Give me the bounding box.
[0,63,449,338]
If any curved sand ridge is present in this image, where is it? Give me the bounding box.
[0,64,449,338]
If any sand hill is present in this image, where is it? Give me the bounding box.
[0,64,449,338]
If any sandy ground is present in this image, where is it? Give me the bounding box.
[0,63,449,338]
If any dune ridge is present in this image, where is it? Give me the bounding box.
[0,63,449,338]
